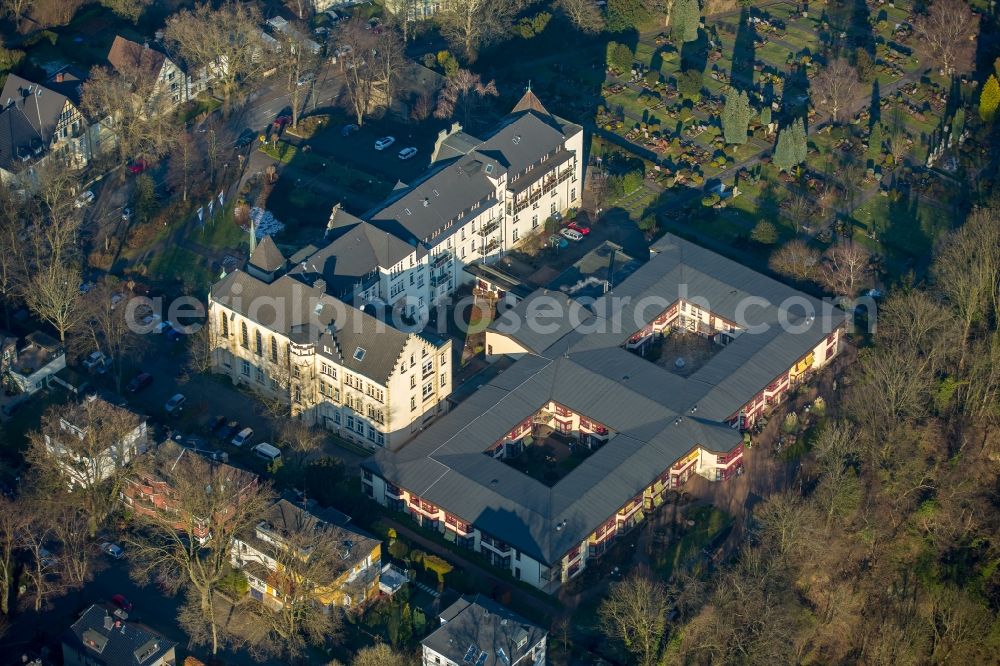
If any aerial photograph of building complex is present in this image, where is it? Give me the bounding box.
[0,0,997,664]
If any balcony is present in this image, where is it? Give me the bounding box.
[431,253,452,269]
[477,220,500,237]
[430,272,448,288]
[479,239,501,255]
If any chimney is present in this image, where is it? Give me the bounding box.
[314,278,326,292]
[55,72,65,83]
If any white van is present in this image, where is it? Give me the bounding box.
[231,427,254,447]
[253,442,282,463]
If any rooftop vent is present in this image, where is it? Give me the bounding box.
[423,198,430,207]
[404,208,411,215]
[512,135,521,144]
[353,347,366,361]
[433,189,440,196]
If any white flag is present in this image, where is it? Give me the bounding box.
[197,206,204,221]
[208,199,214,216]
[218,190,224,207]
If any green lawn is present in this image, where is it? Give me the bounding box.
[650,506,734,579]
[258,140,298,164]
[147,244,213,292]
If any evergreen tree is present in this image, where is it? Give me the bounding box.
[760,106,772,128]
[979,75,1000,122]
[606,41,634,73]
[751,220,779,244]
[607,0,649,33]
[723,90,752,144]
[952,108,965,140]
[773,119,806,171]
[791,117,808,165]
[672,0,700,44]
[867,122,884,163]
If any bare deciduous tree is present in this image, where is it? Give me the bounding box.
[99,0,150,22]
[439,0,519,61]
[279,421,324,471]
[49,504,98,589]
[557,0,605,33]
[79,278,146,393]
[769,240,821,282]
[912,0,977,76]
[276,21,321,129]
[0,496,29,615]
[371,26,406,112]
[1,0,34,26]
[18,512,57,611]
[81,63,176,177]
[353,643,409,666]
[23,260,83,344]
[338,19,378,126]
[812,57,861,123]
[164,2,266,112]
[598,575,669,666]
[27,398,146,535]
[126,447,272,656]
[237,509,344,659]
[819,241,870,298]
[434,68,499,127]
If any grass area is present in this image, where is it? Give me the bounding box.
[258,140,298,164]
[147,243,213,292]
[178,96,222,125]
[285,114,330,139]
[649,505,734,580]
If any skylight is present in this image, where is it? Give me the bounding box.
[354,347,366,361]
[485,164,494,174]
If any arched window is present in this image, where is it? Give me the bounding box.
[255,330,263,355]
[241,322,249,348]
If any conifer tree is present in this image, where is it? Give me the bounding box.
[979,75,1000,122]
[867,123,884,163]
[672,0,700,44]
[723,90,752,144]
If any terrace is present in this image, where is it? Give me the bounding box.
[649,330,724,378]
[498,426,597,487]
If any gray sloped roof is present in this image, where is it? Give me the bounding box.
[0,73,72,142]
[211,270,414,384]
[63,604,176,666]
[422,594,546,666]
[365,234,848,566]
[0,104,43,172]
[249,235,286,272]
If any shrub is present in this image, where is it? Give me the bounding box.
[751,220,779,244]
[677,69,704,101]
[782,412,799,434]
[422,554,453,583]
[701,193,721,207]
[436,50,459,78]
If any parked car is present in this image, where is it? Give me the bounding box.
[374,136,396,150]
[101,542,124,559]
[121,207,132,222]
[234,129,256,148]
[560,228,584,242]
[253,442,282,463]
[548,234,569,249]
[567,220,591,235]
[273,115,291,129]
[165,393,186,415]
[127,158,147,175]
[219,420,240,440]
[126,372,153,393]
[140,312,161,327]
[398,147,418,160]
[231,427,254,447]
[296,73,315,86]
[341,123,359,136]
[83,351,109,373]
[111,594,133,612]
[79,281,95,294]
[208,415,227,433]
[74,191,95,208]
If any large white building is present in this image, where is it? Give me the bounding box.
[320,91,584,318]
[209,242,452,449]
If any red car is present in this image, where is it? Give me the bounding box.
[127,158,147,174]
[111,594,133,613]
[567,220,591,235]
[273,115,291,128]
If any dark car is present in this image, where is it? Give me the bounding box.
[234,129,256,148]
[111,594,133,612]
[126,372,153,393]
[208,415,227,433]
[219,420,240,440]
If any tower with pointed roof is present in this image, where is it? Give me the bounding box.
[247,235,286,283]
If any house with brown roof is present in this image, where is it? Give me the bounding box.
[106,35,207,109]
[0,71,103,185]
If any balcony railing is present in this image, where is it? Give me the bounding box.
[431,253,451,269]
[430,273,448,288]
[477,220,500,237]
[479,239,501,255]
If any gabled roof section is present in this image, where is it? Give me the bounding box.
[63,604,176,666]
[511,88,550,116]
[249,235,286,273]
[0,104,43,172]
[107,35,167,78]
[0,73,73,142]
[422,594,546,666]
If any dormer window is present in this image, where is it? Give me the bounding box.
[354,347,366,361]
[485,164,494,174]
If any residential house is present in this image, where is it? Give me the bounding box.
[208,240,453,449]
[231,498,381,609]
[384,0,447,21]
[62,604,176,666]
[421,595,547,666]
[6,331,66,395]
[121,440,258,542]
[107,35,205,109]
[0,329,16,374]
[0,71,100,185]
[363,234,849,591]
[43,395,148,489]
[264,16,322,55]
